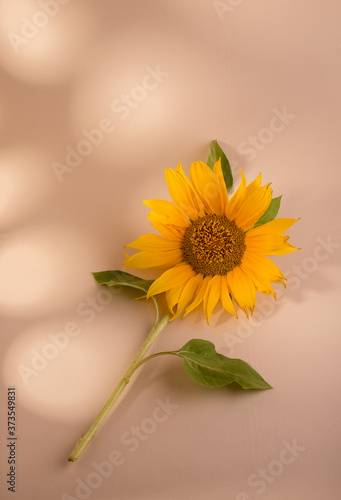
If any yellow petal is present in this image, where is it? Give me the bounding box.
[239,260,276,297]
[226,266,256,317]
[234,184,273,231]
[245,173,262,198]
[175,163,206,216]
[143,199,189,227]
[124,249,183,269]
[165,165,204,219]
[125,234,181,251]
[203,275,221,324]
[190,161,226,215]
[220,276,237,317]
[225,170,247,220]
[147,263,194,298]
[246,234,299,255]
[150,221,186,240]
[170,273,203,320]
[146,212,187,228]
[183,276,211,317]
[248,218,299,236]
[166,282,187,315]
[241,249,286,285]
[214,158,229,201]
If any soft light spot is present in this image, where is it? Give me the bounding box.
[0,225,99,317]
[0,147,55,228]
[2,321,111,423]
[0,0,95,84]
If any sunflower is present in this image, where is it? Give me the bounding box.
[124,160,298,323]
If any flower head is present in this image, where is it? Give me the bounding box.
[124,160,298,323]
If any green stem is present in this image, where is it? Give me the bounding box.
[133,350,180,370]
[68,311,172,462]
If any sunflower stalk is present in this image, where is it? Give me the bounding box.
[68,309,171,462]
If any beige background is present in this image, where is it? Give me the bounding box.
[1,1,341,499]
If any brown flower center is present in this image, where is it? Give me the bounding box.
[181,214,246,276]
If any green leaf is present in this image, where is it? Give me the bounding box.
[252,196,282,229]
[92,270,154,293]
[171,339,271,390]
[207,140,233,193]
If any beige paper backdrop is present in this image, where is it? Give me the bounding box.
[0,1,340,499]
